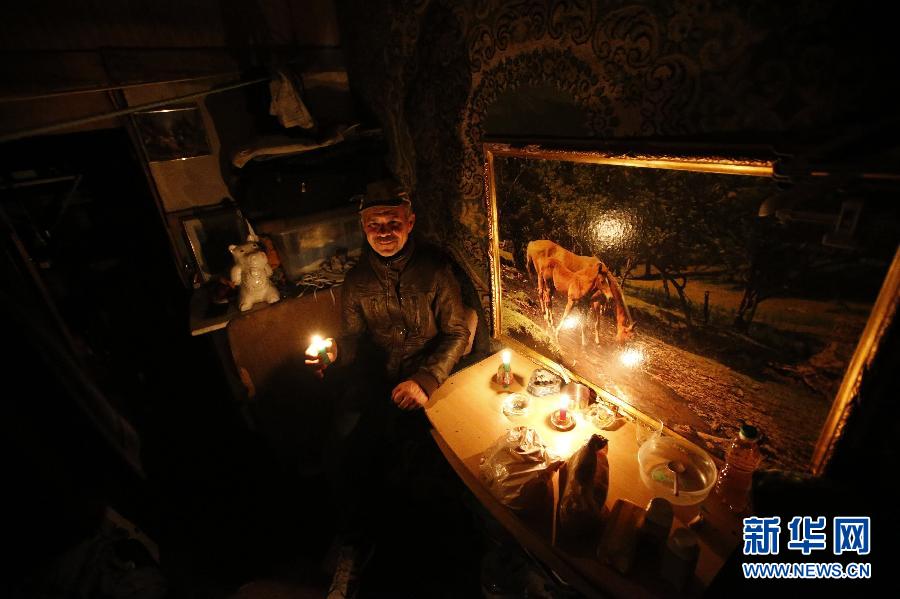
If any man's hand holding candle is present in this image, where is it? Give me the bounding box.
[391,379,429,410]
[305,335,337,378]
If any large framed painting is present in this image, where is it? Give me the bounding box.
[484,142,900,473]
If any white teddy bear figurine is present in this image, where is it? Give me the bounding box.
[229,234,280,311]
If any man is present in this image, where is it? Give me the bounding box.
[307,181,471,598]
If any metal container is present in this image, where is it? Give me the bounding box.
[561,381,596,412]
[256,206,364,282]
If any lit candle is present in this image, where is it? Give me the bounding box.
[496,349,513,387]
[308,334,332,366]
[559,393,570,422]
[549,392,575,431]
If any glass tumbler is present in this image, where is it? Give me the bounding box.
[635,416,664,447]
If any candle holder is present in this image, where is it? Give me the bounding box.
[549,408,576,431]
[587,402,617,430]
[317,346,332,366]
[501,393,529,417]
[308,335,333,366]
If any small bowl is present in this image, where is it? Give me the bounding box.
[586,403,617,429]
[637,436,717,506]
[501,393,530,418]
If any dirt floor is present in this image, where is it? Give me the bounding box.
[499,264,868,472]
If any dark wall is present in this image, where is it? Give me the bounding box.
[337,0,898,301]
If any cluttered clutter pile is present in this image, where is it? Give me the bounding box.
[477,363,719,593]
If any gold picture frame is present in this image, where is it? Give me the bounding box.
[483,141,900,474]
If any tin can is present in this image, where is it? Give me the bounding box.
[561,381,595,412]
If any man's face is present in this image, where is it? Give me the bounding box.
[361,205,415,257]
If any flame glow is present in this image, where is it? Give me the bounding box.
[307,334,332,356]
[619,347,644,368]
[501,349,511,366]
[551,433,577,457]
[560,315,580,330]
[592,213,635,250]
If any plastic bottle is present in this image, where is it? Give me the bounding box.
[715,424,762,513]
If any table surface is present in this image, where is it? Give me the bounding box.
[189,286,244,336]
[425,348,742,599]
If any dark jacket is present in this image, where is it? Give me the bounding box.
[337,239,470,396]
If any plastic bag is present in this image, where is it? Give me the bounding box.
[557,434,610,538]
[480,426,562,513]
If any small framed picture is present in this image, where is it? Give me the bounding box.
[132,104,211,162]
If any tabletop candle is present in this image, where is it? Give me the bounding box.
[549,392,574,431]
[559,393,569,421]
[496,349,513,387]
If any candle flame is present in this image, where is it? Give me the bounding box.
[307,334,331,357]
[560,393,570,410]
[501,349,511,365]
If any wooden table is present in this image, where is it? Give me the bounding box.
[426,349,741,598]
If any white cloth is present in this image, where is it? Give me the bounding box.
[269,68,315,129]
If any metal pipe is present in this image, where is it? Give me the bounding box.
[0,75,268,144]
[0,72,243,104]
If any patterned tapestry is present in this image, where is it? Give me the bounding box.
[339,0,894,316]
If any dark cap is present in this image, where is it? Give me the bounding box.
[739,424,760,441]
[358,179,411,213]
